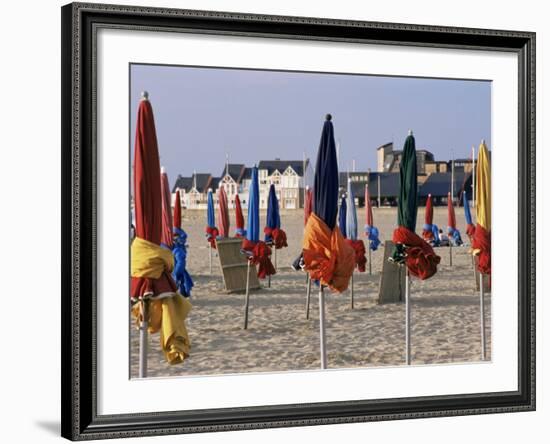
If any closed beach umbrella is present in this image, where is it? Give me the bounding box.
[172,187,193,297]
[345,180,366,309]
[422,194,435,242]
[205,189,218,248]
[160,168,173,249]
[304,186,313,225]
[173,189,182,230]
[234,194,246,237]
[463,190,475,241]
[391,131,440,366]
[447,192,463,246]
[217,186,230,238]
[338,195,347,238]
[364,184,380,253]
[473,141,491,274]
[130,92,191,375]
[302,114,354,368]
[264,184,287,249]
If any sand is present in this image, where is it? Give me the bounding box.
[130,207,491,378]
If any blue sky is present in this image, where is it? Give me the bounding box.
[130,64,491,187]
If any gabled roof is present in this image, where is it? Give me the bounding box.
[258,159,308,176]
[172,175,193,193]
[239,167,253,181]
[376,142,393,151]
[192,173,213,193]
[419,172,471,197]
[219,163,245,182]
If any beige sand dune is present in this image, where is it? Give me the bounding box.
[130,207,491,378]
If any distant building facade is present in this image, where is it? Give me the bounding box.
[376,142,435,174]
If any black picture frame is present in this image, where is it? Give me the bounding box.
[61,2,536,440]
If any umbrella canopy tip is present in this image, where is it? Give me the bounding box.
[141,91,149,100]
[325,113,332,121]
[481,138,486,144]
[161,166,166,174]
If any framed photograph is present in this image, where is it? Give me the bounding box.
[61,2,535,440]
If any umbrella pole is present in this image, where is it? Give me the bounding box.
[480,273,486,360]
[350,273,354,309]
[405,268,411,365]
[368,247,372,275]
[449,243,453,267]
[305,274,311,320]
[209,244,212,275]
[243,259,251,329]
[138,299,149,378]
[319,285,328,369]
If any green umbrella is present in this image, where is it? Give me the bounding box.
[397,133,418,231]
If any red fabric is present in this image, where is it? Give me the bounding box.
[217,187,230,238]
[205,226,219,249]
[392,226,441,280]
[304,188,313,226]
[264,227,288,249]
[364,185,373,227]
[160,171,173,248]
[466,223,476,239]
[422,194,434,241]
[447,192,456,229]
[241,238,275,279]
[131,98,177,298]
[235,194,245,235]
[173,189,182,230]
[472,224,491,274]
[345,239,367,272]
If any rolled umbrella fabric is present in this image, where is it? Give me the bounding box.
[463,190,476,240]
[472,141,491,274]
[447,192,463,246]
[217,186,230,238]
[338,195,347,239]
[160,168,173,249]
[130,94,191,364]
[234,194,246,237]
[422,194,435,242]
[172,188,193,297]
[345,180,366,272]
[173,189,182,230]
[205,189,218,248]
[364,184,380,251]
[303,115,354,292]
[264,183,288,249]
[304,186,313,225]
[241,166,275,278]
[391,133,440,280]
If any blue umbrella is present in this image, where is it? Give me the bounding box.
[246,167,260,243]
[463,191,473,225]
[338,195,347,239]
[206,190,216,230]
[265,184,281,243]
[346,180,358,241]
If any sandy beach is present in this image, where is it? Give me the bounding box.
[130,206,491,378]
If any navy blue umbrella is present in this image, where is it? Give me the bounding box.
[265,184,281,243]
[338,195,347,238]
[246,167,260,243]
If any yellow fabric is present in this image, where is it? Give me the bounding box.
[475,142,491,231]
[131,236,174,278]
[131,237,191,365]
[302,212,355,293]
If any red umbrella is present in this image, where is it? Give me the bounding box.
[130,92,191,373]
[217,186,230,238]
[234,194,246,237]
[173,189,182,230]
[160,168,173,249]
[447,192,456,230]
[304,186,313,226]
[422,194,434,241]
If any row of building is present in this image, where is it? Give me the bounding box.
[172,142,482,209]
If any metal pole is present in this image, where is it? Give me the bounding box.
[472,146,476,211]
[368,247,372,275]
[377,175,381,208]
[480,273,486,360]
[405,269,411,365]
[243,260,251,329]
[305,274,311,319]
[319,286,328,369]
[449,243,453,267]
[350,273,354,309]
[138,299,149,378]
[209,244,212,274]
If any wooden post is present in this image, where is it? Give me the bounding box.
[138,299,149,378]
[449,243,453,266]
[243,260,251,329]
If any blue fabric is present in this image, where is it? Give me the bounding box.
[346,180,358,241]
[172,227,194,297]
[207,190,215,228]
[265,183,281,242]
[447,226,463,246]
[431,224,441,247]
[423,223,433,232]
[338,196,347,238]
[313,118,339,230]
[236,228,247,237]
[463,192,473,225]
[246,166,260,242]
[364,225,381,251]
